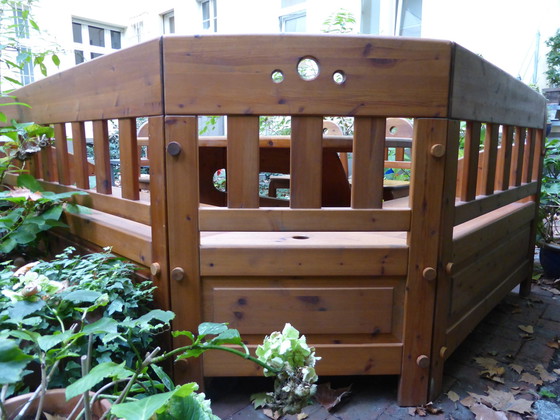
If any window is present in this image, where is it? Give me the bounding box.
[12,5,33,84]
[72,20,122,65]
[397,0,422,37]
[13,5,30,38]
[200,0,217,32]
[361,0,380,34]
[280,11,306,33]
[162,11,175,34]
[281,0,305,7]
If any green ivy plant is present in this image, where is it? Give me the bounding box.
[545,29,560,87]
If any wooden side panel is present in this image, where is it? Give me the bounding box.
[119,118,140,200]
[92,120,112,195]
[227,116,260,208]
[290,116,323,208]
[70,122,89,189]
[164,116,203,384]
[450,44,547,129]
[459,121,481,201]
[162,35,452,117]
[54,123,71,185]
[351,117,386,209]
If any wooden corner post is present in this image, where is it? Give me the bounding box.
[398,118,459,405]
[164,116,203,385]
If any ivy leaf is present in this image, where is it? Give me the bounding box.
[38,330,75,352]
[209,328,243,346]
[10,299,46,321]
[63,290,101,303]
[156,390,219,420]
[198,322,228,338]
[66,362,132,400]
[82,317,119,335]
[0,340,34,385]
[16,174,43,192]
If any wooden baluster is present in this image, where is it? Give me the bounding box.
[227,116,260,208]
[523,128,536,184]
[290,116,323,208]
[71,122,90,189]
[532,129,544,182]
[351,117,386,209]
[510,127,525,187]
[54,123,71,185]
[93,120,112,194]
[40,144,55,182]
[32,151,43,180]
[478,123,499,196]
[119,118,140,200]
[495,125,513,191]
[459,121,480,201]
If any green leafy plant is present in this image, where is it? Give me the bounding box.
[545,29,560,87]
[538,137,560,243]
[322,9,356,34]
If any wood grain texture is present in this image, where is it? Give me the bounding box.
[478,123,499,196]
[92,120,112,195]
[458,121,481,201]
[53,123,71,185]
[495,125,513,191]
[70,122,89,189]
[118,118,140,200]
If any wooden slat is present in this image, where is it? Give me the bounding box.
[290,116,323,208]
[351,117,386,209]
[495,125,513,191]
[459,121,481,201]
[163,36,452,117]
[454,182,538,225]
[478,123,499,196]
[200,247,408,277]
[54,123,71,185]
[199,208,411,231]
[164,116,203,384]
[118,118,140,200]
[92,120,112,194]
[40,145,56,182]
[510,127,525,186]
[523,128,536,183]
[399,119,457,405]
[148,116,171,312]
[384,160,411,170]
[70,122,89,189]
[450,44,547,129]
[533,129,545,181]
[227,116,259,208]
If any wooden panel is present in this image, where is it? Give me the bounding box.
[40,145,56,182]
[495,125,513,191]
[532,130,545,181]
[210,285,394,334]
[200,247,408,277]
[70,122,89,189]
[164,116,203,383]
[450,44,547,129]
[459,121,481,201]
[351,117,386,208]
[199,208,411,231]
[118,118,140,200]
[523,128,536,183]
[203,343,402,376]
[227,116,259,208]
[478,123,499,196]
[63,210,151,266]
[5,38,163,124]
[454,182,538,225]
[290,116,323,208]
[92,120,112,194]
[510,127,525,186]
[54,123,71,185]
[163,35,452,117]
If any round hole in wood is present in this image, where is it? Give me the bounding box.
[292,235,309,240]
[389,126,398,135]
[333,70,346,84]
[271,70,284,83]
[297,57,319,81]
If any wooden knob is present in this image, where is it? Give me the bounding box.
[430,144,445,157]
[445,262,454,275]
[417,355,430,368]
[440,346,448,359]
[150,262,161,278]
[171,267,185,281]
[422,267,437,281]
[167,141,182,156]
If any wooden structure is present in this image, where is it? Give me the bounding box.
[2,35,546,405]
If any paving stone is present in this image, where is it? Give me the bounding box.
[542,301,560,323]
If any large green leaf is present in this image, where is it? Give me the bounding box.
[82,317,119,335]
[63,290,101,303]
[16,173,43,192]
[157,391,219,420]
[66,362,132,400]
[9,299,46,321]
[0,340,34,385]
[209,328,243,346]
[198,322,228,337]
[38,330,74,351]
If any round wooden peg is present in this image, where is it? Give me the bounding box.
[150,262,161,278]
[167,141,182,156]
[440,346,448,359]
[171,267,185,282]
[445,262,454,275]
[416,355,430,368]
[430,144,445,157]
[422,267,437,281]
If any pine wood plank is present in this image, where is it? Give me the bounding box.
[70,122,89,189]
[459,121,481,201]
[351,117,386,208]
[510,127,526,186]
[199,208,411,231]
[227,116,260,208]
[523,128,536,183]
[478,123,499,196]
[290,116,323,208]
[118,118,140,200]
[164,116,203,384]
[495,125,513,191]
[40,145,56,182]
[92,120,112,195]
[53,123,71,185]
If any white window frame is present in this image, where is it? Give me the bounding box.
[396,0,422,37]
[72,19,123,65]
[162,10,175,34]
[280,11,306,33]
[199,0,217,32]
